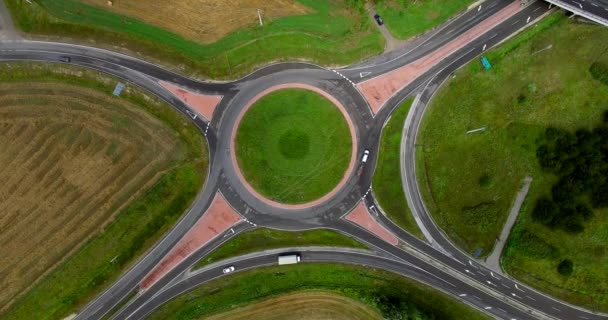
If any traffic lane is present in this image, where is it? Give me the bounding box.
[391,32,608,320]
[121,253,277,319]
[372,0,550,126]
[124,249,534,320]
[340,0,513,79]
[337,219,608,320]
[112,222,254,319]
[73,177,222,320]
[213,68,373,228]
[0,41,232,93]
[0,51,229,320]
[0,51,214,138]
[370,6,607,318]
[563,0,608,18]
[371,0,553,252]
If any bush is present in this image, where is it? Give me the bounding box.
[531,197,558,225]
[590,62,608,86]
[515,230,559,259]
[557,259,574,276]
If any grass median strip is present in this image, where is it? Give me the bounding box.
[4,0,383,79]
[0,63,207,319]
[373,97,423,239]
[417,12,608,311]
[235,88,352,204]
[194,228,368,269]
[150,263,491,320]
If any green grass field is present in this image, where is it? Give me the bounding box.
[150,263,490,320]
[0,63,207,319]
[373,97,423,238]
[417,13,608,310]
[375,0,475,40]
[194,228,367,269]
[4,0,383,79]
[235,89,352,204]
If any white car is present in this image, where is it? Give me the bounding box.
[222,266,235,274]
[361,149,370,163]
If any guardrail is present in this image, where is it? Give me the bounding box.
[545,0,608,26]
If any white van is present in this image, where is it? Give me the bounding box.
[361,149,370,163]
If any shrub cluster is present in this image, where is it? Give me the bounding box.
[533,113,608,233]
[590,62,608,86]
[557,259,574,276]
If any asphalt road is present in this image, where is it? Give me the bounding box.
[122,247,538,320]
[1,0,607,319]
[546,0,608,24]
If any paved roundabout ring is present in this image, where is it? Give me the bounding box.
[215,66,374,229]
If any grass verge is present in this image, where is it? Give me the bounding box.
[0,63,207,319]
[417,12,608,310]
[4,0,383,79]
[194,228,367,269]
[149,263,491,320]
[373,97,423,239]
[235,89,352,204]
[375,0,475,40]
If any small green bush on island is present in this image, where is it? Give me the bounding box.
[589,62,608,86]
[557,259,574,276]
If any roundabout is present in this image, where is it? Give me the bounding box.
[235,88,352,205]
[5,2,603,320]
[229,83,359,210]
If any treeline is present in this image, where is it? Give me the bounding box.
[533,112,608,233]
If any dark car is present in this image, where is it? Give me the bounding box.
[374,14,384,26]
[59,56,71,63]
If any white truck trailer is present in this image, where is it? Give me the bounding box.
[278,254,301,265]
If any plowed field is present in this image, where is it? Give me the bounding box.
[0,81,179,309]
[205,290,382,320]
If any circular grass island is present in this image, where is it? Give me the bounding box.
[235,88,352,205]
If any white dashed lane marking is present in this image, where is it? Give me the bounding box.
[361,187,372,200]
[243,218,257,227]
[332,69,356,87]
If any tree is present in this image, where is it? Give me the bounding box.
[560,213,585,234]
[557,259,574,276]
[531,197,557,225]
[534,111,608,234]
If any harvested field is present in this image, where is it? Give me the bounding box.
[0,81,180,310]
[79,0,311,43]
[205,290,382,320]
